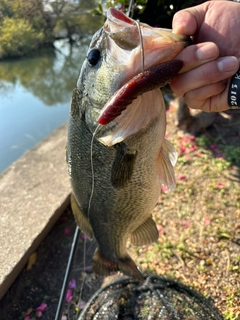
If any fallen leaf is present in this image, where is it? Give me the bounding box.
[203,217,211,226]
[178,174,186,180]
[78,300,86,309]
[27,252,37,271]
[66,289,73,302]
[64,227,71,235]
[69,279,76,289]
[36,303,47,311]
[25,308,33,316]
[36,310,42,318]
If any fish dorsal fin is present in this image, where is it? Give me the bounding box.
[130,217,159,246]
[98,89,163,146]
[158,138,178,190]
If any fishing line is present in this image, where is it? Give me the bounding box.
[135,20,145,75]
[77,123,101,317]
[59,4,140,318]
[128,0,144,75]
[88,123,101,218]
[126,0,135,17]
[77,2,141,315]
[84,123,101,273]
[76,270,86,318]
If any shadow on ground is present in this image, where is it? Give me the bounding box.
[0,207,101,320]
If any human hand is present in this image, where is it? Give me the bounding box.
[170,0,240,112]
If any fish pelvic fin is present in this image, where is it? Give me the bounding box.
[130,217,159,246]
[70,194,94,239]
[158,138,178,190]
[92,248,144,280]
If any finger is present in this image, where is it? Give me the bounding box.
[183,81,228,112]
[174,42,219,74]
[201,84,231,112]
[171,56,239,97]
[172,2,210,35]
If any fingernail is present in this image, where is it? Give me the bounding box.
[217,56,238,72]
[196,43,217,61]
[172,15,182,34]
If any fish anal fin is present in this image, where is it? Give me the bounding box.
[130,217,159,246]
[93,248,144,280]
[111,142,137,188]
[70,194,94,239]
[92,248,118,277]
[158,139,177,190]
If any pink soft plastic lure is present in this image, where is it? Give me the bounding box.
[98,60,183,125]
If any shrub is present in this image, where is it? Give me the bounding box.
[0,17,44,58]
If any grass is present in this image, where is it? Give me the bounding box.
[128,109,240,319]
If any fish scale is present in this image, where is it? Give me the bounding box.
[67,8,191,279]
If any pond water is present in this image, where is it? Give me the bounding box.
[0,14,103,173]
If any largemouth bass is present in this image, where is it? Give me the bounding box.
[67,8,190,279]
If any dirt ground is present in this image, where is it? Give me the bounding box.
[0,102,239,320]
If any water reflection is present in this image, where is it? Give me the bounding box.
[0,37,92,105]
[0,31,100,172]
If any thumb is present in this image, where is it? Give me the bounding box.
[172,3,209,35]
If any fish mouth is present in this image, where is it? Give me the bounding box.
[97,9,191,127]
[98,9,191,127]
[104,8,139,50]
[104,8,191,58]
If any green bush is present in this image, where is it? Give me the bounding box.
[0,17,44,58]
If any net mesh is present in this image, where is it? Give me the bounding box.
[78,275,223,320]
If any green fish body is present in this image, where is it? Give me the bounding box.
[67,8,190,279]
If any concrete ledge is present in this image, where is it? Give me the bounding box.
[0,123,71,300]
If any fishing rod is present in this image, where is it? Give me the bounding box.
[55,226,80,320]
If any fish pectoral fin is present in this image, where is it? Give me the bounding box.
[111,142,137,188]
[92,248,144,280]
[130,217,159,246]
[98,89,163,147]
[70,194,94,239]
[158,138,178,190]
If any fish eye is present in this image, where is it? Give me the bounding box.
[87,48,101,66]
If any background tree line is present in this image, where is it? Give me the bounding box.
[0,0,205,60]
